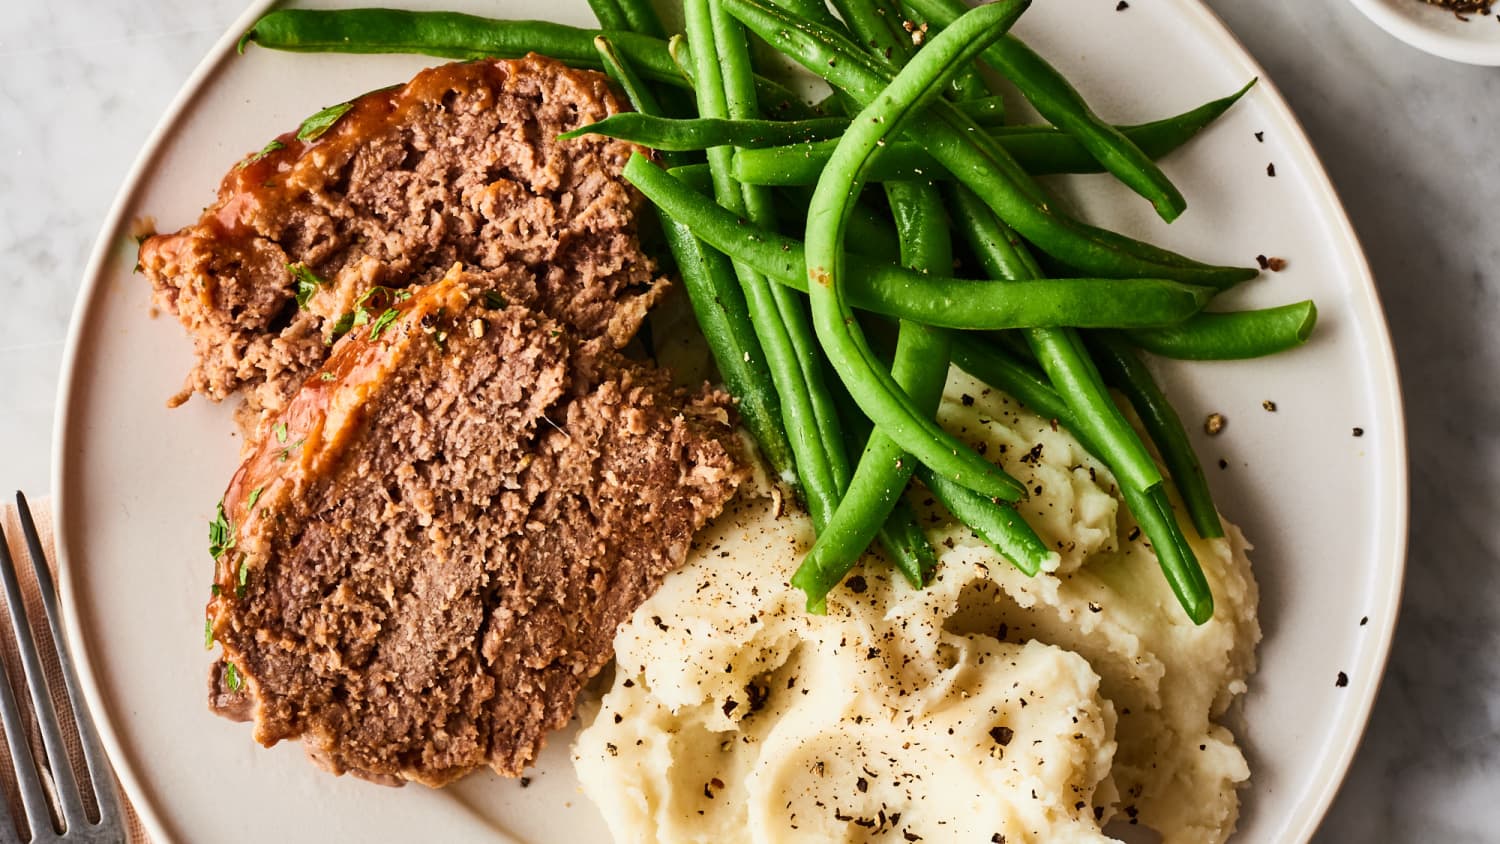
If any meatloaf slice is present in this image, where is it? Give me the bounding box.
[139,55,663,429]
[206,266,744,786]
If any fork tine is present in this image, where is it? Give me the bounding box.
[15,493,125,828]
[0,532,61,839]
[0,498,88,833]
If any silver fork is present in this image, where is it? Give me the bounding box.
[0,493,124,843]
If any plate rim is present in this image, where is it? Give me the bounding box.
[1346,0,1500,66]
[50,2,1410,842]
[1175,5,1411,839]
[50,1,281,840]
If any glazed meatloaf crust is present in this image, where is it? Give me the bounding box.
[207,267,744,786]
[139,54,665,432]
[143,55,748,785]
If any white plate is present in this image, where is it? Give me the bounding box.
[53,1,1407,841]
[1347,0,1500,65]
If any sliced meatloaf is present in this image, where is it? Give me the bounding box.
[139,54,663,431]
[207,267,744,786]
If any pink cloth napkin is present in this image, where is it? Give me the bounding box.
[0,499,151,843]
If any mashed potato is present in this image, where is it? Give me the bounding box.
[574,369,1259,844]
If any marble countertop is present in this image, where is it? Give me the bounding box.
[1,0,1495,840]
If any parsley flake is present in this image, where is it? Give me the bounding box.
[274,422,288,443]
[368,307,400,340]
[484,290,507,309]
[236,139,285,170]
[327,311,356,344]
[209,501,235,562]
[320,372,336,381]
[296,101,354,141]
[238,558,250,588]
[204,617,215,650]
[225,663,242,693]
[247,486,263,511]
[287,263,322,309]
[329,287,409,344]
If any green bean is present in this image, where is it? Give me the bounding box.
[731,81,1255,184]
[948,192,1212,623]
[898,0,991,104]
[1127,301,1318,360]
[772,184,903,263]
[823,192,1055,592]
[684,0,847,528]
[710,0,857,501]
[794,182,950,607]
[916,467,1056,576]
[593,16,690,119]
[948,334,1212,624]
[1086,332,1223,539]
[668,34,821,118]
[609,40,797,487]
[617,0,668,39]
[625,157,1214,329]
[817,350,942,597]
[240,9,674,67]
[1135,484,1210,620]
[658,215,799,483]
[824,8,1047,590]
[962,95,1009,127]
[784,0,1000,115]
[946,186,1161,489]
[562,114,853,149]
[593,37,666,125]
[802,0,1029,502]
[239,8,815,119]
[770,0,847,32]
[949,336,1076,427]
[722,0,1258,287]
[1004,79,1253,172]
[562,89,1031,149]
[905,0,1185,221]
[586,0,631,32]
[829,0,911,66]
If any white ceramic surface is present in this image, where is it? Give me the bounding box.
[1347,0,1500,65]
[50,1,1408,842]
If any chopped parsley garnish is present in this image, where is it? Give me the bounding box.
[238,558,250,595]
[236,139,285,170]
[327,311,356,344]
[328,286,410,344]
[210,584,221,598]
[368,307,400,340]
[320,372,336,381]
[208,500,235,562]
[484,290,507,309]
[204,617,215,650]
[224,663,242,693]
[296,101,354,141]
[279,439,306,463]
[274,422,288,443]
[246,486,263,512]
[287,263,322,309]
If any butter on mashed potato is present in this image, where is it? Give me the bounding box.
[574,369,1259,844]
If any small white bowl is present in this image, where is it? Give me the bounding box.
[1348,0,1500,65]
